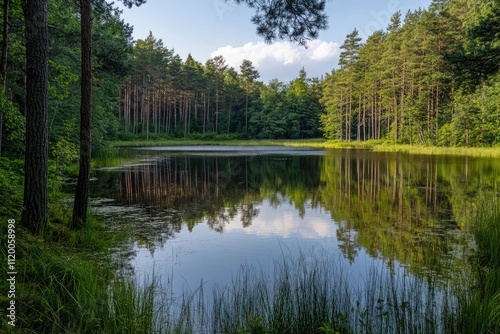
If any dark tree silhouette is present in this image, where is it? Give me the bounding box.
[231,0,329,45]
[21,0,49,233]
[72,0,148,228]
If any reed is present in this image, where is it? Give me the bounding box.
[455,203,500,333]
[167,252,458,334]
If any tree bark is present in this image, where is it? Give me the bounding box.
[72,0,92,228]
[21,0,49,233]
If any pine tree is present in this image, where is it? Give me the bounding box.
[73,0,146,228]
[240,59,259,135]
[339,28,362,141]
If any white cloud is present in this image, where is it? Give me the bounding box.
[210,40,340,75]
[226,209,338,239]
[307,40,340,61]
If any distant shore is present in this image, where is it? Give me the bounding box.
[110,138,500,158]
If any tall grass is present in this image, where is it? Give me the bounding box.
[0,217,174,333]
[455,203,500,333]
[166,252,458,334]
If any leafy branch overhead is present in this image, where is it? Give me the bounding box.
[119,0,147,9]
[230,0,329,45]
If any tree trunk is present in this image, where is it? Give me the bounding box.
[72,0,92,229]
[21,0,49,233]
[393,95,398,142]
[215,89,219,133]
[245,90,249,134]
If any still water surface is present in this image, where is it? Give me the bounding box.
[91,146,498,296]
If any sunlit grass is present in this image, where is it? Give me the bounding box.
[370,144,500,158]
[284,140,500,157]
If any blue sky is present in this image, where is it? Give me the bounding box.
[117,0,433,82]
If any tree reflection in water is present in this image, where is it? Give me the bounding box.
[92,148,500,280]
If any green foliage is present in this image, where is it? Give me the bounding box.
[448,0,500,88]
[0,158,23,219]
[48,60,79,100]
[320,0,500,146]
[0,88,25,156]
[236,317,271,334]
[318,323,341,334]
[450,74,500,146]
[50,119,79,176]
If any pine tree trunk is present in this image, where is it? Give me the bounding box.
[245,90,249,135]
[215,89,219,133]
[393,95,398,142]
[348,83,352,142]
[72,0,92,229]
[227,99,231,135]
[339,88,343,140]
[435,85,439,139]
[134,83,138,133]
[21,0,49,233]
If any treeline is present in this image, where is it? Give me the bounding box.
[2,0,500,162]
[320,0,500,146]
[0,0,133,158]
[0,0,323,157]
[118,33,322,139]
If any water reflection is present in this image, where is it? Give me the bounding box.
[92,147,500,282]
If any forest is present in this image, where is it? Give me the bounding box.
[1,0,500,162]
[321,0,500,146]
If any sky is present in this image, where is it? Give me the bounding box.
[116,0,434,83]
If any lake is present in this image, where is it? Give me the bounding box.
[90,145,497,331]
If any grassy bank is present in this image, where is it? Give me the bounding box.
[111,138,500,158]
[0,217,181,331]
[0,205,166,332]
[280,140,500,157]
[0,157,165,333]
